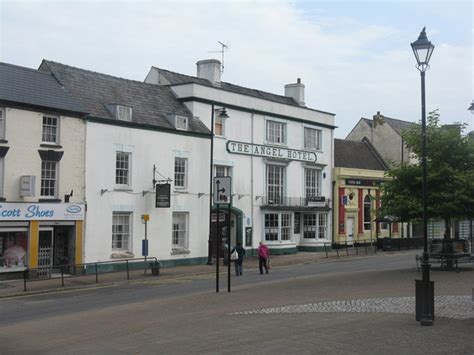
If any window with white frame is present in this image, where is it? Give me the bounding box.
[266,120,286,145]
[318,213,327,239]
[42,115,59,144]
[117,105,132,121]
[264,213,279,241]
[112,212,131,251]
[281,213,292,241]
[303,213,328,239]
[305,168,321,198]
[265,213,293,242]
[40,160,57,197]
[175,115,188,130]
[364,195,372,230]
[303,213,317,239]
[215,115,225,136]
[174,157,187,189]
[304,127,322,151]
[266,164,285,204]
[215,165,232,177]
[115,151,131,186]
[0,107,5,140]
[172,212,188,248]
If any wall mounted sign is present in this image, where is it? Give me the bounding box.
[0,203,84,221]
[307,196,326,207]
[345,179,382,187]
[227,140,317,163]
[245,227,253,247]
[155,183,171,208]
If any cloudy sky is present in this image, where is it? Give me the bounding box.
[1,0,472,137]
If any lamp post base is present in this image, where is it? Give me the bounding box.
[415,258,435,325]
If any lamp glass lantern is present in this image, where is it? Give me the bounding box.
[411,27,435,70]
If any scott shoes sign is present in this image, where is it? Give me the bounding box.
[227,140,317,163]
[0,203,85,221]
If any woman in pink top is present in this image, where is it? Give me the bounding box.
[257,241,270,274]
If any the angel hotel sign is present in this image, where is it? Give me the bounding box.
[226,141,317,163]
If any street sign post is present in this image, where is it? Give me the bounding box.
[213,176,232,293]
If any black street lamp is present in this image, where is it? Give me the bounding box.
[411,27,435,326]
[207,105,229,265]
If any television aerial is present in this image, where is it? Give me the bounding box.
[209,41,230,75]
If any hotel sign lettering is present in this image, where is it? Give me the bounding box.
[226,141,317,163]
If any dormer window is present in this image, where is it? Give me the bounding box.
[116,105,132,121]
[175,115,188,131]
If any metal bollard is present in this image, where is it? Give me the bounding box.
[95,263,99,284]
[126,260,130,280]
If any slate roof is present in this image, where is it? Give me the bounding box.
[40,61,211,136]
[0,62,85,114]
[361,116,415,135]
[155,67,303,108]
[334,138,388,170]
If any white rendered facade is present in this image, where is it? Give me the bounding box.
[146,68,336,253]
[84,121,211,263]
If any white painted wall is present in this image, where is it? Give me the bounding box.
[2,107,85,202]
[84,121,210,263]
[170,85,335,250]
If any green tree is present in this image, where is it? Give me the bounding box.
[380,110,474,238]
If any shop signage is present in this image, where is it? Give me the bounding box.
[0,203,85,221]
[227,141,317,163]
[307,196,326,207]
[345,178,381,187]
[155,183,171,208]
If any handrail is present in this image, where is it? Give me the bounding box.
[23,257,160,292]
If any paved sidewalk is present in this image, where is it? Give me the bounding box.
[0,249,418,298]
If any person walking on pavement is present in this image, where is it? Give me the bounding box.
[257,241,270,274]
[231,241,245,276]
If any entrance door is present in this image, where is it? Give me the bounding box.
[38,230,53,278]
[347,218,355,244]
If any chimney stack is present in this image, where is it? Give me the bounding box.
[196,59,221,85]
[284,78,305,106]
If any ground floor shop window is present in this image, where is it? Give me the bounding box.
[112,212,131,251]
[0,231,28,267]
[264,213,292,242]
[303,213,328,239]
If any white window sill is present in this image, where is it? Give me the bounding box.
[110,251,135,259]
[174,189,188,194]
[171,248,191,255]
[114,187,133,192]
[214,135,227,140]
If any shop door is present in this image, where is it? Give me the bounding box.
[38,230,53,278]
[347,218,355,244]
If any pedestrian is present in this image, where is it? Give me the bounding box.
[231,241,245,276]
[257,241,270,274]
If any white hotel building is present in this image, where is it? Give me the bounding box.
[146,59,336,254]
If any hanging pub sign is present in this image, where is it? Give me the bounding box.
[227,140,317,163]
[155,183,171,208]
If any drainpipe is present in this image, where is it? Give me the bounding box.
[332,180,336,244]
[250,112,254,256]
[207,103,215,265]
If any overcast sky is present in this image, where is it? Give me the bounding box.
[1,0,472,137]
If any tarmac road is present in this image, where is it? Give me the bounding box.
[0,251,472,354]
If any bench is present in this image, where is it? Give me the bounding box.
[416,239,473,271]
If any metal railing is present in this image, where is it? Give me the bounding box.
[325,239,378,258]
[22,257,160,292]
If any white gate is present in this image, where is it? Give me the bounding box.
[38,246,52,278]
